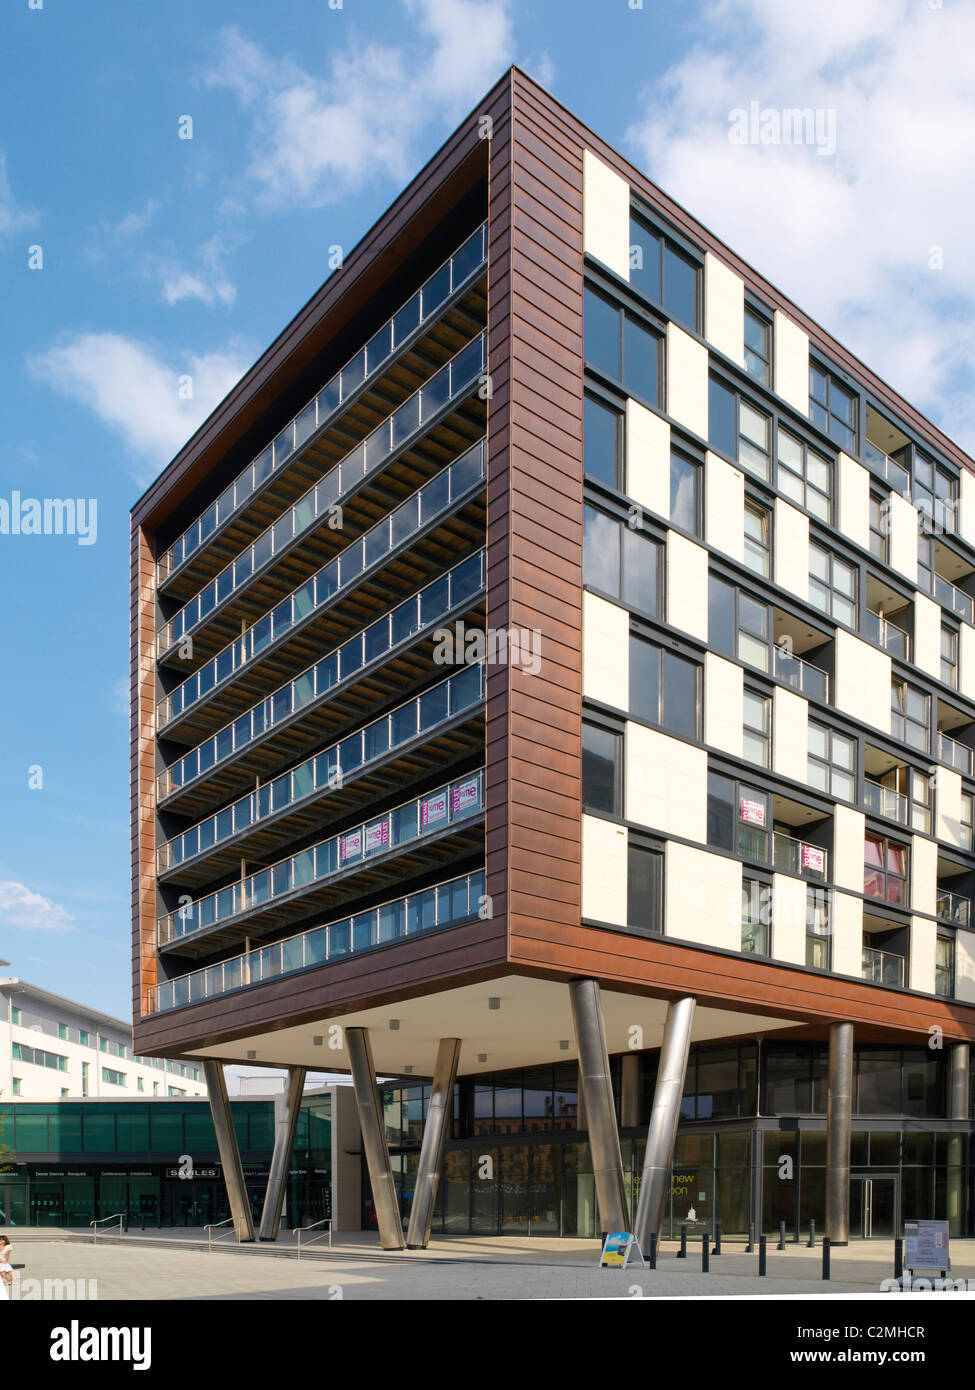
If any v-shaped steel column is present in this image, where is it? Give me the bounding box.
[406,1038,461,1248]
[258,1066,306,1240]
[203,1060,255,1242]
[347,1027,405,1250]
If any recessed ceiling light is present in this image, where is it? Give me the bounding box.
[389,1019,400,1031]
[312,1036,323,1046]
[488,997,500,1010]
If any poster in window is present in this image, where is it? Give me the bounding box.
[339,829,362,862]
[739,797,765,826]
[420,790,448,827]
[365,818,389,855]
[801,843,825,873]
[450,777,480,816]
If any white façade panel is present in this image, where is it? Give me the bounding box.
[772,310,808,415]
[888,491,919,584]
[703,252,745,367]
[705,451,744,562]
[665,842,741,950]
[773,497,809,599]
[954,928,975,1004]
[910,834,938,917]
[912,591,942,681]
[836,452,870,551]
[833,629,892,734]
[958,469,975,548]
[583,591,629,710]
[772,873,807,965]
[704,652,743,757]
[910,915,936,996]
[666,530,709,640]
[772,686,808,783]
[626,398,670,519]
[936,766,963,848]
[582,814,628,927]
[665,324,708,438]
[626,723,707,842]
[831,890,863,978]
[582,150,630,281]
[832,803,867,892]
[959,623,975,704]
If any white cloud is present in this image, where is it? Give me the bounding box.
[0,154,37,239]
[205,1,514,209]
[158,234,237,308]
[28,332,251,469]
[0,881,73,932]
[625,0,975,451]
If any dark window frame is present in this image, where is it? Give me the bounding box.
[628,206,703,335]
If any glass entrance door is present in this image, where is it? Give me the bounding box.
[850,1175,898,1238]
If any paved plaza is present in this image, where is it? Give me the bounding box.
[5,1231,973,1300]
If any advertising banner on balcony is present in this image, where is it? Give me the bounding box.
[339,829,363,863]
[420,789,448,827]
[801,844,825,874]
[739,797,766,826]
[450,777,480,816]
[365,818,389,855]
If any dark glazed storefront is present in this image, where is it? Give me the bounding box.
[363,1042,974,1239]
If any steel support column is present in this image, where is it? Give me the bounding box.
[202,1060,255,1242]
[405,1038,461,1249]
[346,1027,405,1250]
[947,1042,970,1236]
[620,1053,641,1129]
[258,1066,307,1241]
[569,979,628,1234]
[826,1021,854,1246]
[633,996,695,1248]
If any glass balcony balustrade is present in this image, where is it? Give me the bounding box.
[863,440,910,494]
[157,331,487,654]
[158,770,484,945]
[936,889,971,927]
[938,730,973,776]
[861,946,905,987]
[773,645,828,702]
[864,609,910,661]
[156,661,485,875]
[156,437,486,729]
[934,573,973,625]
[771,831,828,880]
[158,546,485,800]
[149,868,486,1014]
[157,224,487,583]
[863,778,908,825]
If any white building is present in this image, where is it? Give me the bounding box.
[0,978,207,1101]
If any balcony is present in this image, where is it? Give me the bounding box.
[863,778,908,826]
[861,946,905,987]
[864,608,910,662]
[934,572,973,625]
[938,730,973,776]
[772,831,827,880]
[937,889,971,928]
[148,868,486,1015]
[157,223,487,586]
[773,645,828,702]
[864,439,910,494]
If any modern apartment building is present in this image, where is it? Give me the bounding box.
[131,69,975,1248]
[0,978,206,1100]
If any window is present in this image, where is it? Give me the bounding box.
[778,427,831,520]
[137,1076,145,1092]
[917,533,934,597]
[744,501,771,577]
[806,887,831,969]
[99,1037,107,1053]
[809,362,856,452]
[153,1082,159,1095]
[102,1067,126,1087]
[583,394,622,490]
[583,506,662,616]
[584,286,660,404]
[941,624,959,689]
[741,877,770,955]
[962,793,974,852]
[627,845,663,933]
[891,680,930,753]
[57,1023,67,1040]
[708,576,771,672]
[79,1030,89,1047]
[10,1007,19,1026]
[743,690,770,766]
[809,542,857,627]
[935,936,954,996]
[909,771,932,834]
[11,1079,20,1096]
[707,773,770,862]
[807,720,856,800]
[582,722,621,815]
[670,451,701,536]
[744,307,771,387]
[11,1043,69,1071]
[60,1088,69,1098]
[864,832,909,906]
[629,636,701,741]
[913,453,957,536]
[708,377,771,481]
[869,493,889,563]
[629,212,701,332]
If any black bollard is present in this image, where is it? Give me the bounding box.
[822,1236,831,1281]
[894,1238,903,1282]
[649,1231,657,1270]
[778,1220,786,1250]
[746,1221,755,1253]
[807,1219,815,1249]
[677,1223,687,1259]
[759,1235,767,1276]
[702,1233,709,1273]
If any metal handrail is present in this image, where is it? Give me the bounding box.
[296,1217,333,1259]
[204,1217,238,1252]
[89,1212,125,1241]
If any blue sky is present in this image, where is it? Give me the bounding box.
[1,0,972,1018]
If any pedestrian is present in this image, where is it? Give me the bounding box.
[0,1234,12,1300]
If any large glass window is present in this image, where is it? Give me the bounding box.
[913,453,957,536]
[891,679,930,753]
[670,451,701,536]
[627,845,663,933]
[778,427,831,521]
[807,720,855,801]
[741,876,770,955]
[806,887,830,969]
[629,212,701,333]
[864,832,909,905]
[708,576,771,672]
[583,394,622,490]
[582,506,661,616]
[809,541,857,628]
[744,306,771,386]
[584,286,660,403]
[707,773,770,861]
[809,362,857,452]
[582,722,621,816]
[629,635,700,741]
[744,500,771,577]
[742,690,770,767]
[708,377,771,481]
